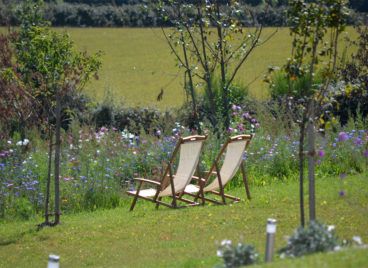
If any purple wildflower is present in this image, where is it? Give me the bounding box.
[353,137,363,146]
[339,190,345,197]
[318,150,325,157]
[100,127,108,133]
[364,150,368,158]
[338,132,349,142]
[237,124,244,132]
[242,112,250,119]
[80,176,87,183]
[339,173,347,179]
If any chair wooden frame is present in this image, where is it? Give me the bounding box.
[184,134,253,205]
[127,135,207,211]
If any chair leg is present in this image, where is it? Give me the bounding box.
[129,181,143,211]
[199,188,205,205]
[241,162,251,200]
[215,163,226,204]
[155,197,162,209]
[171,197,177,208]
[130,196,138,211]
[220,189,226,204]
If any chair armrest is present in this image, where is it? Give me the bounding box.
[133,178,161,186]
[203,171,217,176]
[191,176,206,183]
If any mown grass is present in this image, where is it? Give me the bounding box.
[0,27,357,108]
[0,173,367,267]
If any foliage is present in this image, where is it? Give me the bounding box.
[267,70,323,100]
[175,81,252,133]
[6,0,102,133]
[0,33,35,139]
[278,221,340,258]
[90,100,176,136]
[333,26,368,125]
[216,240,259,268]
[1,117,367,219]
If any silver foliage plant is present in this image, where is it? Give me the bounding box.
[278,221,340,258]
[216,239,259,268]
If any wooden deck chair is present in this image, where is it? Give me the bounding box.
[127,135,207,211]
[184,134,253,205]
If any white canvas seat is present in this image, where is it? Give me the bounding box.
[184,134,253,205]
[127,135,207,211]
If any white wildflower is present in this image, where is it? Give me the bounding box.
[352,236,363,245]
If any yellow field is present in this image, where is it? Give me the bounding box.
[1,27,357,108]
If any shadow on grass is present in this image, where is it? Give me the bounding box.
[0,226,38,247]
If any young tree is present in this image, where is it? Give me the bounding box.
[269,0,348,226]
[156,0,271,132]
[14,0,101,226]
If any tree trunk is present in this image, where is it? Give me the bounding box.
[307,101,316,222]
[54,93,62,225]
[298,120,306,227]
[181,32,201,134]
[215,2,230,130]
[197,6,217,129]
[44,127,53,224]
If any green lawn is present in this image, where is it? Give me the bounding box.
[1,173,367,267]
[1,27,357,108]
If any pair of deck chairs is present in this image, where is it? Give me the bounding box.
[127,134,252,211]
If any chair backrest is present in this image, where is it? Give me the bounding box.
[204,134,252,192]
[159,135,206,196]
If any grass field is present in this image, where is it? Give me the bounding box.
[0,173,367,267]
[1,27,357,108]
[64,27,293,108]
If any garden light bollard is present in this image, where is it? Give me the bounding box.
[47,254,60,268]
[265,218,277,263]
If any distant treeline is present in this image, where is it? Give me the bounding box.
[0,0,367,27]
[51,0,368,12]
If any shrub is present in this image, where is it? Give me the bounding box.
[176,80,251,134]
[92,104,114,128]
[216,239,259,268]
[83,188,120,211]
[333,26,368,126]
[279,221,340,258]
[13,197,35,220]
